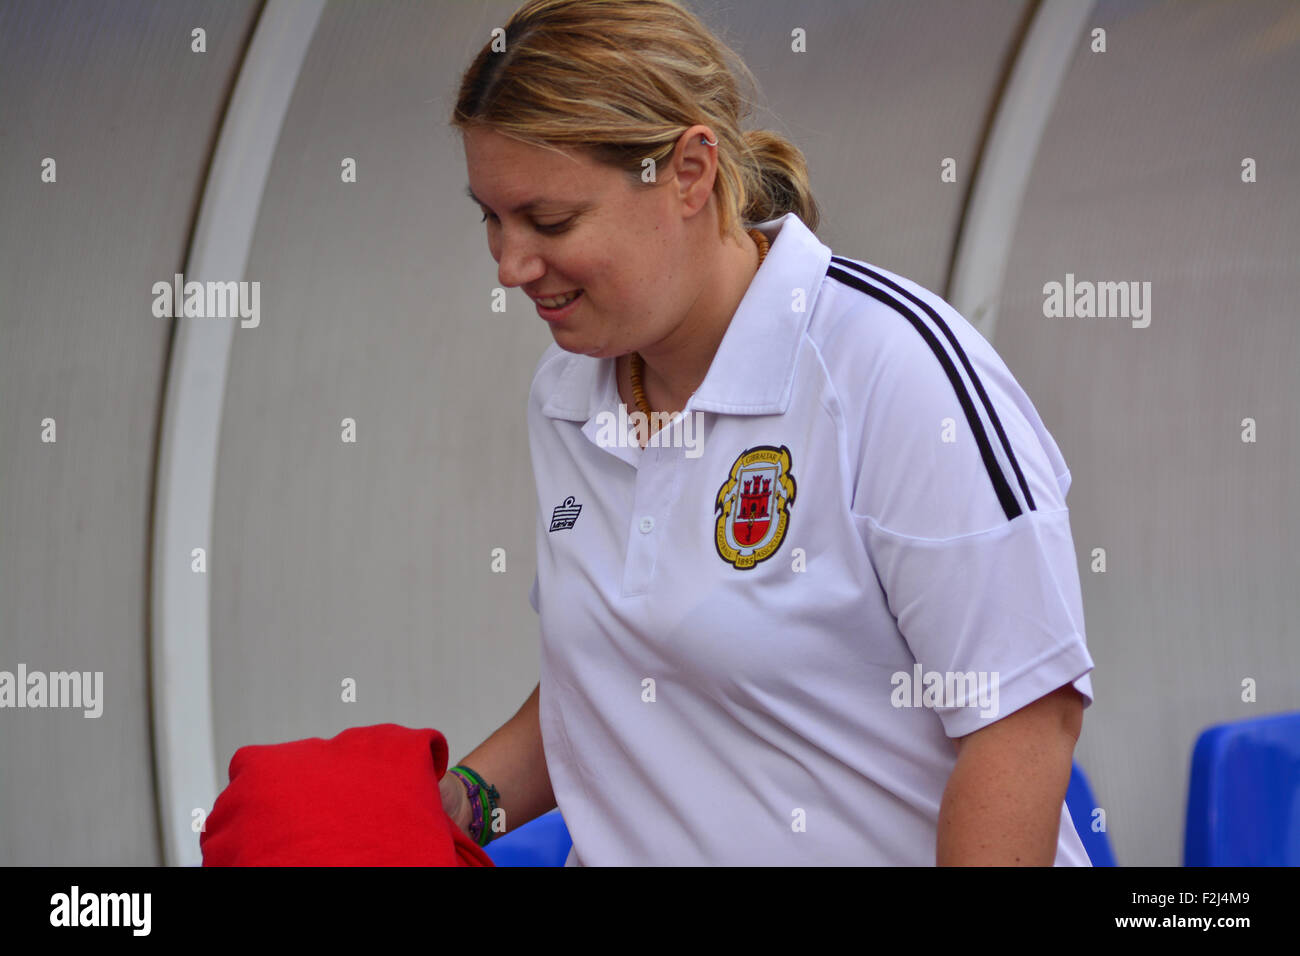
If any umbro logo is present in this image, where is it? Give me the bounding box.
[549,496,582,532]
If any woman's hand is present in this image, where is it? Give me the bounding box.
[440,769,474,838]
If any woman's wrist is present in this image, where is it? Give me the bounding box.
[439,769,473,835]
[450,764,500,846]
[452,769,485,843]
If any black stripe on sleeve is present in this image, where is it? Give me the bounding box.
[826,260,1032,522]
[829,256,1037,514]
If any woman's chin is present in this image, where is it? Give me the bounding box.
[550,331,608,358]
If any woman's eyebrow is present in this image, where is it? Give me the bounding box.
[466,185,585,214]
[465,185,546,213]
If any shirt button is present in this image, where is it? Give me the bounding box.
[639,516,655,534]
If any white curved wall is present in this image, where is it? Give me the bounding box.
[994,0,1300,865]
[0,0,262,865]
[1,0,1296,866]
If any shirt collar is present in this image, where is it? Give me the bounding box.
[540,212,832,422]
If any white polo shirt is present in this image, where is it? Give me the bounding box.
[526,211,1095,865]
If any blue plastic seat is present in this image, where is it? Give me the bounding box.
[487,760,1117,866]
[484,807,572,866]
[1184,710,1300,866]
[1066,760,1117,866]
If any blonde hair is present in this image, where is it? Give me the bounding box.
[450,0,820,240]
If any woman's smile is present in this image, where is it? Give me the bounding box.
[534,288,584,321]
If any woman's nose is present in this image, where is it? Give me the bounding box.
[495,230,542,289]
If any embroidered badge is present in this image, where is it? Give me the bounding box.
[714,445,796,569]
[549,496,582,532]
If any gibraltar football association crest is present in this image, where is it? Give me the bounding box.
[714,445,796,569]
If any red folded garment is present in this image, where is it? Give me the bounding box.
[201,723,494,866]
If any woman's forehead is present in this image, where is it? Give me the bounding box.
[465,133,611,208]
[463,126,587,166]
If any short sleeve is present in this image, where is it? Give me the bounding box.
[844,291,1093,737]
[529,572,539,614]
[860,510,1094,739]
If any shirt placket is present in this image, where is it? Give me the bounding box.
[621,441,680,597]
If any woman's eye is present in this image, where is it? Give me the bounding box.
[479,210,571,234]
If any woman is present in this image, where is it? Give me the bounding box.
[440,0,1094,866]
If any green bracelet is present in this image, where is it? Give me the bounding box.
[451,765,501,846]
